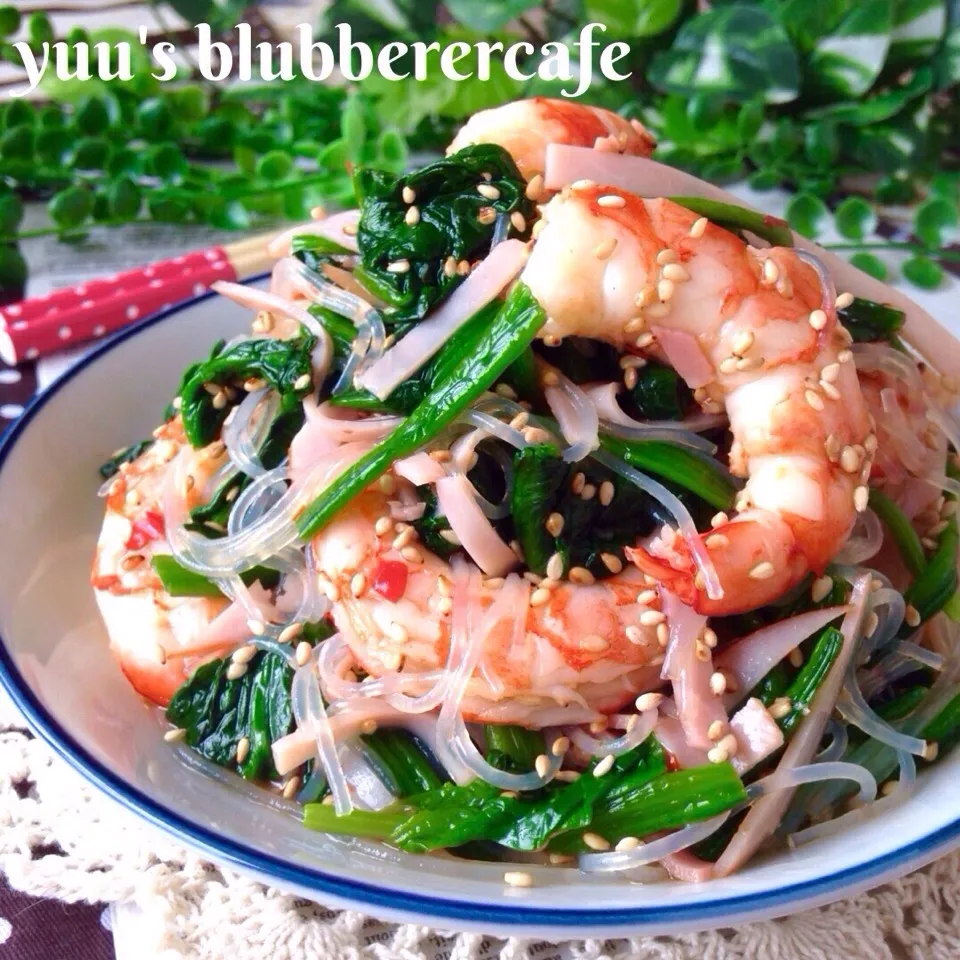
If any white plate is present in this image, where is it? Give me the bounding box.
[1,281,959,939]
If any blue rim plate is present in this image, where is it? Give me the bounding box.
[1,283,958,938]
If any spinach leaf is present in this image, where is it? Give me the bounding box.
[626,360,692,421]
[837,296,905,343]
[178,334,316,448]
[166,649,294,781]
[354,143,533,324]
[98,438,152,480]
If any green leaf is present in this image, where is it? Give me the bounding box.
[876,174,916,204]
[0,245,26,297]
[807,0,894,98]
[834,196,877,240]
[736,100,764,141]
[585,0,681,36]
[70,136,112,170]
[170,84,208,122]
[107,175,141,221]
[34,128,69,165]
[902,255,944,288]
[208,199,251,230]
[136,97,174,139]
[341,94,367,162]
[375,129,408,174]
[48,186,93,229]
[785,193,829,238]
[648,4,800,103]
[233,144,257,177]
[3,100,34,129]
[0,190,23,234]
[914,196,958,248]
[0,125,34,160]
[150,143,187,182]
[804,66,932,125]
[256,149,294,182]
[27,11,54,47]
[0,5,20,36]
[147,193,192,223]
[445,0,540,31]
[850,251,889,281]
[804,120,840,166]
[888,0,947,67]
[74,95,111,136]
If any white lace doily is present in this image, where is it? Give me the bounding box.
[2,693,960,960]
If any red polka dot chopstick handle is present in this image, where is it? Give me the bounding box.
[0,233,277,365]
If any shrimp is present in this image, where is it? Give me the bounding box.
[309,483,667,726]
[92,419,233,705]
[447,97,655,182]
[520,182,873,615]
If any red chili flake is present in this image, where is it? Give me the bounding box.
[372,559,408,602]
[125,509,165,550]
[665,751,680,773]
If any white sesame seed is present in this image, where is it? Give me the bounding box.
[387,622,410,645]
[282,776,301,799]
[164,727,187,743]
[401,185,416,204]
[546,552,565,581]
[236,736,250,764]
[789,648,804,668]
[581,634,609,652]
[636,589,658,606]
[625,625,646,646]
[593,754,615,777]
[854,486,869,513]
[708,746,729,764]
[247,619,266,636]
[504,870,534,888]
[657,623,669,647]
[510,211,527,233]
[386,259,410,274]
[690,217,708,238]
[710,672,727,696]
[351,572,367,597]
[812,576,834,603]
[599,480,615,506]
[525,175,544,200]
[809,309,827,331]
[640,609,667,626]
[762,258,780,286]
[293,641,312,667]
[657,278,675,302]
[226,662,248,681]
[656,249,677,265]
[769,697,792,720]
[477,183,501,200]
[393,526,417,550]
[530,588,551,607]
[749,561,775,581]
[535,754,551,778]
[835,292,854,310]
[805,389,825,411]
[661,263,690,283]
[569,566,595,585]
[635,692,663,712]
[545,511,565,537]
[821,362,841,384]
[732,330,755,357]
[707,720,726,741]
[401,545,424,564]
[718,733,739,757]
[905,604,921,627]
[404,205,420,226]
[821,380,841,401]
[840,446,861,474]
[711,512,729,528]
[594,237,617,260]
[551,736,571,757]
[601,552,623,574]
[597,194,626,208]
[705,533,729,550]
[232,644,257,665]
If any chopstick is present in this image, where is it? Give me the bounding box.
[0,230,282,366]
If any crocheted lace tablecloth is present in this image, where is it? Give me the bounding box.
[2,690,960,960]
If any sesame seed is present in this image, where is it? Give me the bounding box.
[598,480,615,507]
[624,316,647,335]
[821,362,841,383]
[443,256,457,278]
[571,472,586,495]
[707,746,729,764]
[601,552,623,574]
[616,836,641,852]
[594,237,617,260]
[749,561,775,581]
[404,204,421,226]
[478,207,497,225]
[236,736,250,764]
[864,611,880,638]
[572,178,596,191]
[656,249,677,265]
[504,870,534,888]
[705,533,729,550]
[805,389,825,411]
[386,259,411,274]
[597,194,626,208]
[840,446,860,473]
[661,263,690,283]
[732,330,755,357]
[922,536,938,550]
[375,516,394,537]
[392,527,417,550]
[531,219,546,239]
[625,625,646,645]
[635,692,663,712]
[525,174,544,200]
[386,622,409,645]
[546,552,565,580]
[582,831,610,851]
[593,755,615,777]
[581,634,609,652]
[164,727,186,743]
[821,381,841,400]
[657,623,669,647]
[719,733,739,757]
[635,286,656,309]
[549,853,575,865]
[769,697,792,719]
[812,576,834,603]
[809,309,827,331]
[905,604,921,628]
[282,776,301,800]
[707,720,726,741]
[212,390,228,410]
[351,572,367,597]
[379,474,397,495]
[477,183,501,200]
[695,641,710,661]
[624,367,638,389]
[762,259,780,286]
[580,483,597,501]
[232,644,257,665]
[709,672,727,696]
[590,719,607,734]
[247,619,266,636]
[923,741,939,761]
[534,754,551,778]
[510,211,527,233]
[552,736,571,757]
[789,648,804,668]
[838,349,853,364]
[835,292,854,310]
[635,332,656,349]
[636,589,658,606]
[854,486,869,512]
[226,662,248,681]
[640,609,666,626]
[690,217,708,238]
[401,185,416,204]
[401,545,423,564]
[530,588,551,607]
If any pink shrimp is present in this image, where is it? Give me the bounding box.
[519,182,873,615]
[447,97,655,182]
[310,485,666,726]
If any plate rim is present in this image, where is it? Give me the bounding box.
[1,284,959,934]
